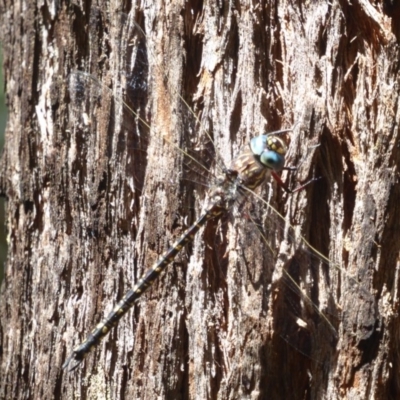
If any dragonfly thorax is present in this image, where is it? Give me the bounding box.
[228,133,287,192]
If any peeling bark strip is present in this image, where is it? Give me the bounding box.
[1,2,400,400]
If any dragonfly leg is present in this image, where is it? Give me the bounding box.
[271,171,321,194]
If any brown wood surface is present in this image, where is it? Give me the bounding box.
[0,1,399,399]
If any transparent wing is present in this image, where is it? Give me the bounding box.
[68,71,215,190]
[239,183,376,363]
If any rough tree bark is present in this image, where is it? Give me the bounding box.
[0,1,399,399]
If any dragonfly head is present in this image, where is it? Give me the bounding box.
[250,133,288,171]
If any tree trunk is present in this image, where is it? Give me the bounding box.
[1,1,399,399]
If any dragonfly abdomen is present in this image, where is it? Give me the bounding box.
[63,200,226,371]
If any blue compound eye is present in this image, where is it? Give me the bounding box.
[250,134,287,171]
[260,150,285,171]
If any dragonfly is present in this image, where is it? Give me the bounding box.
[62,17,343,372]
